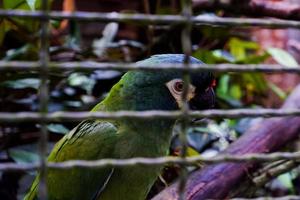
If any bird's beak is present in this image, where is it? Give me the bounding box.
[188,87,215,110]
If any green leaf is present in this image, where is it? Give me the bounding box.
[268,82,287,100]
[212,50,235,63]
[278,173,295,193]
[232,38,259,49]
[2,78,40,89]
[26,0,37,10]
[9,149,39,164]
[3,0,27,9]
[2,0,47,39]
[192,49,216,64]
[267,47,298,68]
[3,0,40,10]
[68,73,95,94]
[47,124,70,134]
[216,75,230,96]
[241,52,269,64]
[228,38,259,61]
[217,95,243,108]
[229,84,242,100]
[242,73,267,92]
[3,44,38,61]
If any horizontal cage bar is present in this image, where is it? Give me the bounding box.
[2,4,300,200]
[1,151,300,171]
[0,10,300,28]
[0,109,300,123]
[1,61,300,73]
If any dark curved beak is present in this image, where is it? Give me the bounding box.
[189,88,215,110]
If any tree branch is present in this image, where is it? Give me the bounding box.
[153,84,300,200]
[193,0,300,20]
[253,159,300,187]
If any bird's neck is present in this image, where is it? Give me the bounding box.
[92,81,137,111]
[92,82,176,141]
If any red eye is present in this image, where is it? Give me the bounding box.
[174,81,184,92]
[205,79,216,92]
[210,79,216,87]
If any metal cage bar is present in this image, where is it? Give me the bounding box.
[0,109,300,123]
[1,61,300,73]
[1,10,300,28]
[1,1,300,199]
[37,0,50,199]
[1,151,300,171]
[178,0,193,199]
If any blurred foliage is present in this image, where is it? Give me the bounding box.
[1,0,42,45]
[267,47,299,68]
[1,0,300,199]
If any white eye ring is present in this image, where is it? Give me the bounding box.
[166,79,196,108]
[173,81,184,93]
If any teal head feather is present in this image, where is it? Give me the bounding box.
[94,54,215,112]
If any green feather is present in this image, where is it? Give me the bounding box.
[24,54,213,200]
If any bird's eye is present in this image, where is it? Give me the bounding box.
[166,79,196,108]
[174,81,184,92]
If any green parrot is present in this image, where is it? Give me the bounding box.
[24,54,215,200]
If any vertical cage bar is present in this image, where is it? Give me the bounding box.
[178,0,193,199]
[38,0,50,199]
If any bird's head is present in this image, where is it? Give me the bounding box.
[98,54,215,112]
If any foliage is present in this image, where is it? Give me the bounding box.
[1,0,300,199]
[1,0,41,45]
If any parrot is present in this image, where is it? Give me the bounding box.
[24,54,215,200]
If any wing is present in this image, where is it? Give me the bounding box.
[24,120,118,200]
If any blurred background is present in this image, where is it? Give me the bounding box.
[1,0,300,199]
